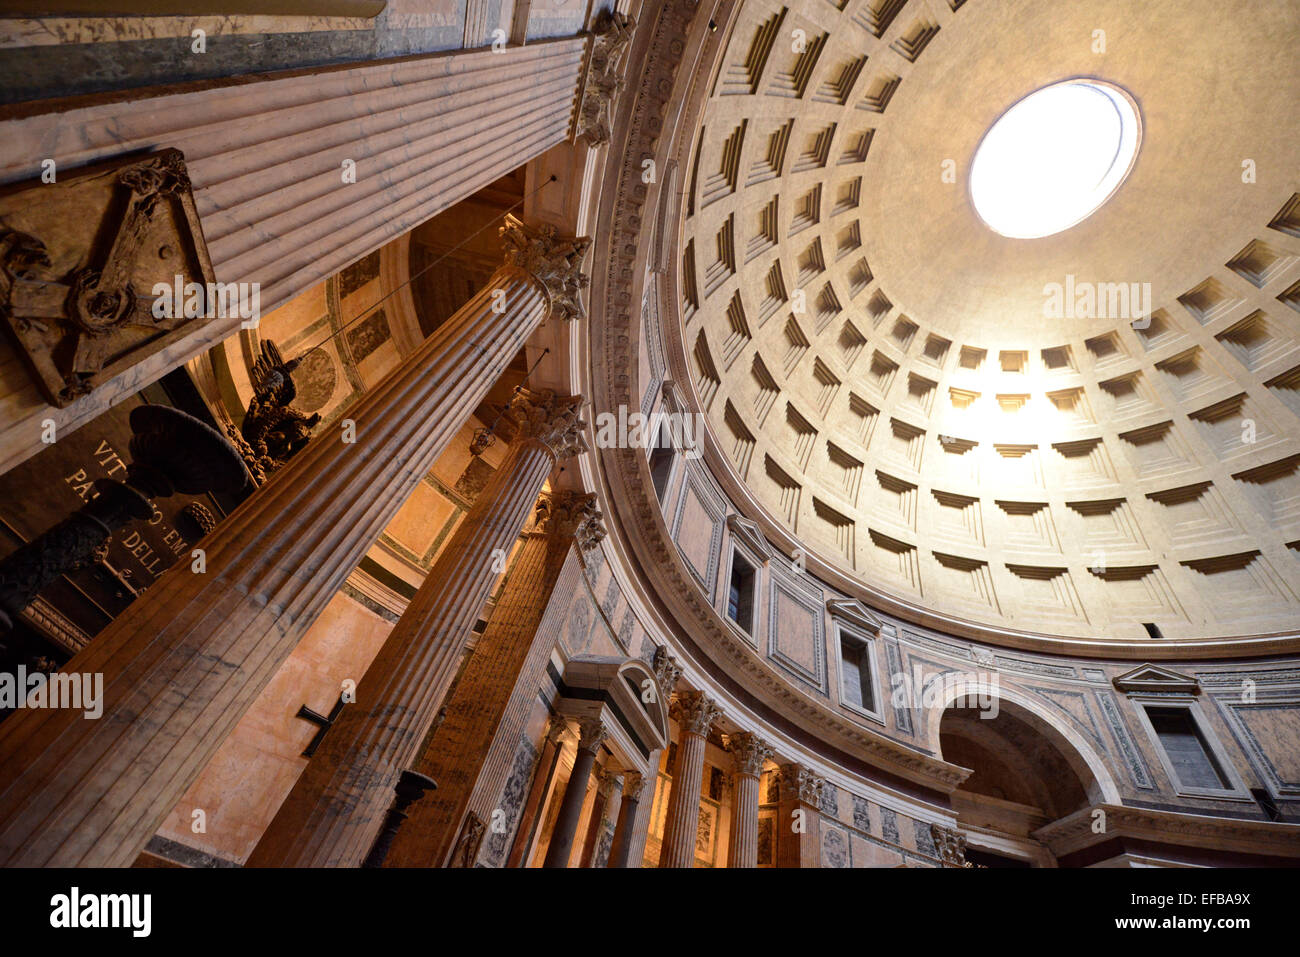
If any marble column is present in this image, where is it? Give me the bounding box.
[542,718,607,868]
[0,218,589,868]
[657,691,721,869]
[725,732,773,869]
[579,769,619,867]
[385,491,605,867]
[776,763,825,869]
[606,771,646,868]
[248,388,587,868]
[506,717,567,868]
[0,39,589,476]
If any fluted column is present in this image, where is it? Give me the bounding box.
[0,39,589,476]
[776,763,825,869]
[606,771,645,868]
[385,491,604,867]
[542,718,607,868]
[658,691,721,869]
[248,388,586,867]
[725,732,773,869]
[0,218,589,868]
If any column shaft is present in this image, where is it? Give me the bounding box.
[541,722,604,868]
[248,416,569,867]
[0,266,547,867]
[728,773,761,869]
[606,772,643,869]
[658,732,707,869]
[385,492,600,867]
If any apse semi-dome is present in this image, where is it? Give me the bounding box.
[673,0,1300,643]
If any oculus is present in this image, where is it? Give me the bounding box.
[970,79,1141,239]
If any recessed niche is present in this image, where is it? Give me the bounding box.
[890,18,939,62]
[853,0,907,38]
[796,237,826,284]
[1052,438,1117,488]
[1188,393,1279,459]
[890,316,918,351]
[1264,364,1300,417]
[847,392,881,445]
[1216,310,1298,371]
[721,10,784,96]
[1178,276,1244,325]
[837,320,867,368]
[746,196,779,263]
[1084,331,1128,369]
[866,528,920,590]
[999,350,1028,373]
[724,399,757,478]
[1226,239,1297,288]
[748,119,793,184]
[813,56,867,106]
[835,221,863,260]
[1153,346,1233,403]
[928,552,999,613]
[1005,564,1087,623]
[991,444,1043,488]
[1180,551,1298,615]
[864,350,899,395]
[784,402,818,469]
[948,387,979,410]
[883,417,925,471]
[1067,497,1146,552]
[1086,565,1185,624]
[996,500,1060,552]
[904,372,938,417]
[758,261,787,325]
[812,497,856,565]
[750,353,780,425]
[792,126,836,174]
[1117,421,1196,479]
[788,184,822,235]
[958,345,986,371]
[721,291,751,367]
[813,282,842,332]
[693,331,721,408]
[812,358,842,416]
[838,128,874,165]
[1267,192,1300,239]
[1097,370,1159,420]
[865,289,892,325]
[847,258,874,297]
[703,215,736,297]
[826,443,865,506]
[858,73,901,113]
[763,454,802,527]
[931,489,984,546]
[833,177,862,216]
[872,469,917,528]
[1046,387,1094,424]
[996,393,1029,413]
[766,29,827,99]
[922,334,951,366]
[702,121,746,207]
[782,316,810,375]
[1145,481,1244,548]
[1231,454,1300,529]
[1041,344,1075,372]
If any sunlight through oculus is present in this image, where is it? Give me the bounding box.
[970,80,1141,239]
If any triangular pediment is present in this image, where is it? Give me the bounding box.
[1112,663,1199,694]
[726,513,772,562]
[826,598,883,634]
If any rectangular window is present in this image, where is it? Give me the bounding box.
[1145,706,1229,791]
[727,552,756,634]
[839,637,875,714]
[648,420,676,502]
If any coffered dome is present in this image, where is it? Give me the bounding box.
[675,0,1300,640]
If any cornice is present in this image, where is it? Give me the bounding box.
[1033,804,1300,859]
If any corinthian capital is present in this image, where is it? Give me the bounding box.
[777,763,825,806]
[499,215,591,323]
[576,10,636,147]
[930,823,969,867]
[621,771,647,802]
[651,645,682,698]
[538,490,606,551]
[576,716,608,754]
[725,732,773,778]
[671,690,721,738]
[507,388,588,460]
